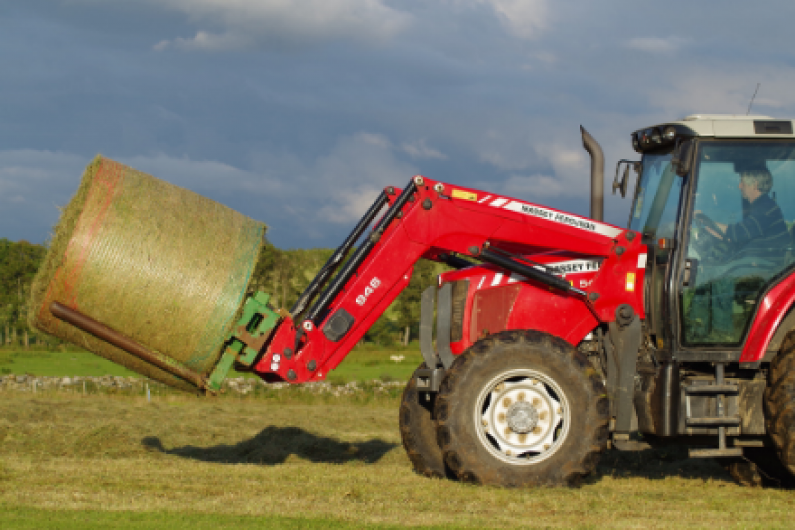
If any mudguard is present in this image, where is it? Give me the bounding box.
[741,273,795,363]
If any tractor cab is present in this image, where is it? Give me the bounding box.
[623,114,795,359]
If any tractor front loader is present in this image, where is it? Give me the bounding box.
[38,115,795,488]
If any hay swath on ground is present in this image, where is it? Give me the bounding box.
[1,392,794,529]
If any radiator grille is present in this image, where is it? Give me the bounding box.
[469,284,521,343]
[450,280,469,342]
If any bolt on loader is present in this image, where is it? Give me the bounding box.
[45,114,795,488]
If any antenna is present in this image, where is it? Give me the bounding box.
[747,83,761,115]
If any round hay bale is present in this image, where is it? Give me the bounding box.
[29,156,266,391]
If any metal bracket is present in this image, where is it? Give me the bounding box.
[437,283,456,369]
[207,291,282,392]
[419,283,455,371]
[415,367,445,392]
[607,314,642,434]
[420,285,438,368]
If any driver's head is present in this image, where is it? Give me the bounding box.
[739,168,773,202]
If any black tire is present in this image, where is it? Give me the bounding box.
[764,330,795,480]
[721,447,795,488]
[722,458,763,487]
[434,330,609,487]
[399,364,449,478]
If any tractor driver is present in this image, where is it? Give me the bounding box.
[689,168,789,340]
[698,168,788,256]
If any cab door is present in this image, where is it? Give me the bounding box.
[627,150,685,349]
[675,140,795,351]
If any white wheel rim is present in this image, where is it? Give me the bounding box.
[475,369,570,465]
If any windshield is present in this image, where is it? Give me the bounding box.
[681,140,795,345]
[629,151,682,239]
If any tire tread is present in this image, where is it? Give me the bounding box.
[764,330,795,479]
[435,329,608,488]
[399,364,448,479]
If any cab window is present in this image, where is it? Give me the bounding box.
[681,141,795,345]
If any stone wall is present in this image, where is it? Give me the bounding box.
[0,374,404,397]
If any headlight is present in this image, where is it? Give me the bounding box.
[632,133,641,152]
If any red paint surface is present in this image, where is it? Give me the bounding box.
[254,177,640,384]
[741,274,795,363]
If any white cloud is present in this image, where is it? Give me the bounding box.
[626,36,690,54]
[0,150,86,203]
[124,132,417,231]
[121,153,283,196]
[546,144,586,175]
[502,144,587,198]
[474,141,589,200]
[643,67,795,118]
[484,0,549,39]
[401,140,447,160]
[317,187,385,224]
[359,133,392,149]
[444,0,549,39]
[146,0,412,51]
[502,173,566,198]
[154,31,251,52]
[311,132,417,224]
[0,150,90,242]
[474,127,536,171]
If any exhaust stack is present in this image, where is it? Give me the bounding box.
[580,126,604,222]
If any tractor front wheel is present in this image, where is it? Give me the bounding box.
[399,363,449,478]
[434,330,609,487]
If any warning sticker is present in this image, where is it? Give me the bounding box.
[452,189,477,201]
[626,272,636,292]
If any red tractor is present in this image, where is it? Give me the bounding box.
[50,114,795,487]
[260,114,795,488]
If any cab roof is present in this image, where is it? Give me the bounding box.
[636,114,794,139]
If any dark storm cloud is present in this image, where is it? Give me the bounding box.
[2,0,795,247]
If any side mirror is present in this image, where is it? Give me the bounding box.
[612,160,640,198]
[619,165,630,197]
[672,140,695,177]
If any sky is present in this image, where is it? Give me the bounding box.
[2,0,795,249]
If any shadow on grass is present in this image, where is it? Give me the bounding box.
[591,445,733,483]
[593,444,795,489]
[141,426,398,465]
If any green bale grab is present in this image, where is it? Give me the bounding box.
[28,156,266,391]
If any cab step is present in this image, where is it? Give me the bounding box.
[684,384,738,395]
[685,363,743,459]
[686,416,741,427]
[689,447,744,458]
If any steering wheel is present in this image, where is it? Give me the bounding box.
[694,212,723,240]
[692,212,730,262]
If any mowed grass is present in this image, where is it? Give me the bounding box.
[0,506,415,530]
[1,392,795,528]
[0,348,138,377]
[0,345,424,383]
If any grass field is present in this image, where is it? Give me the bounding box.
[1,391,795,529]
[0,345,425,384]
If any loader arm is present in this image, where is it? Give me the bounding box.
[254,176,645,384]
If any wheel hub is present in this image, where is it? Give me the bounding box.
[477,370,567,465]
[506,401,539,434]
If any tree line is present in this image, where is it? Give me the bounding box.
[0,239,444,349]
[0,239,46,348]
